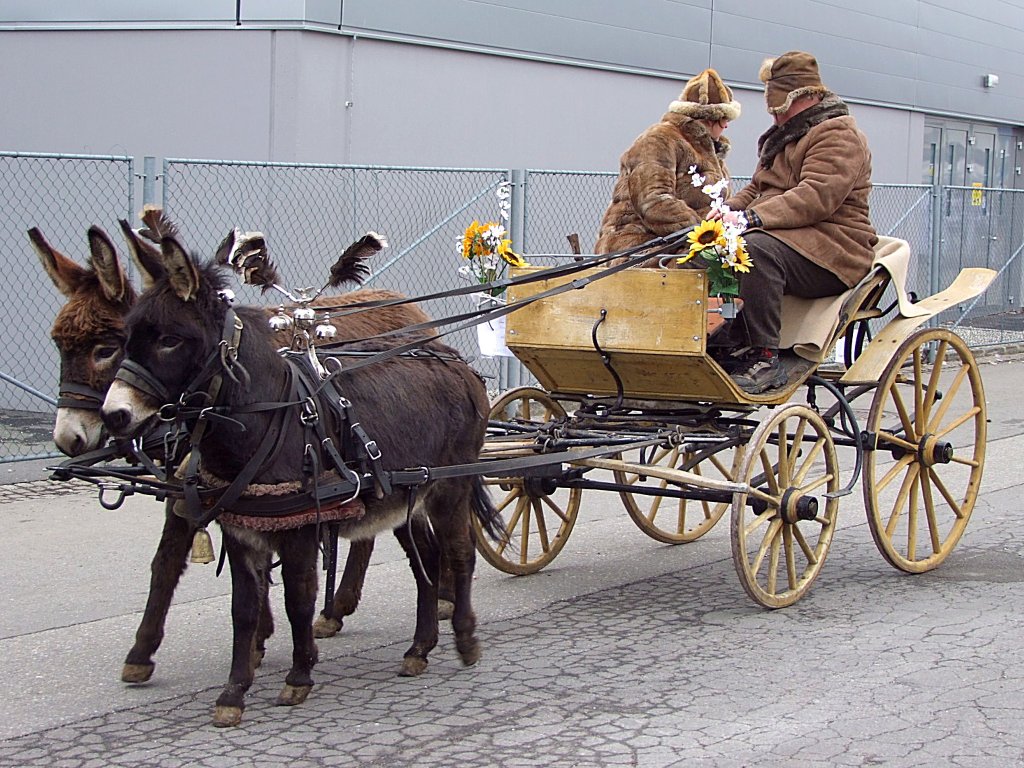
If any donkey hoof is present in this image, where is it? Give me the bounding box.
[399,656,428,677]
[437,599,455,622]
[121,663,155,684]
[276,684,312,706]
[313,615,342,639]
[212,706,243,727]
[457,640,481,667]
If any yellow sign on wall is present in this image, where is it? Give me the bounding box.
[971,182,984,206]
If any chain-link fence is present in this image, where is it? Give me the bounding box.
[0,151,135,462]
[3,153,1024,462]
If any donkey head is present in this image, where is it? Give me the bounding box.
[101,234,241,441]
[30,226,136,455]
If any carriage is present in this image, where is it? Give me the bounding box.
[473,235,994,608]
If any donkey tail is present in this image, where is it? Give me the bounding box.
[471,475,506,544]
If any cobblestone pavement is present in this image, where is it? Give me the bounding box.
[1,361,1022,767]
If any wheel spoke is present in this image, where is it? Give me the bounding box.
[783,525,798,590]
[928,467,966,519]
[799,472,835,495]
[793,436,825,485]
[876,429,918,453]
[885,462,920,537]
[539,494,572,525]
[932,406,981,441]
[531,499,552,552]
[919,470,942,554]
[518,497,533,563]
[767,527,781,595]
[926,362,968,435]
[889,384,918,442]
[913,347,926,435]
[792,525,818,564]
[787,418,808,478]
[744,506,778,537]
[921,341,949,425]
[751,517,782,576]
[876,453,916,493]
[777,421,791,487]
[906,469,921,561]
[760,448,781,496]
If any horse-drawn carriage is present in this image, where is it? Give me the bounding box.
[474,235,993,608]
[39,218,994,724]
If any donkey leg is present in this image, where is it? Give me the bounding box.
[314,537,374,638]
[122,501,192,683]
[434,488,481,667]
[394,522,440,677]
[437,546,456,622]
[212,530,268,728]
[275,526,320,706]
[253,553,275,668]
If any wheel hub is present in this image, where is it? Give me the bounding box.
[781,487,819,524]
[919,434,954,466]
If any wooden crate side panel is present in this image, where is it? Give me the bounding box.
[506,268,706,355]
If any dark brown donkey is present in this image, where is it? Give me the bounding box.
[99,231,501,726]
[32,220,440,685]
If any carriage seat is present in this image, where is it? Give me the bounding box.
[777,236,925,362]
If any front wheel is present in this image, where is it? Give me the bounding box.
[474,387,580,575]
[731,404,840,608]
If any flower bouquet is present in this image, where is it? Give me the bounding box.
[677,166,753,298]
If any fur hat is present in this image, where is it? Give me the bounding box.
[759,50,831,114]
[668,68,741,121]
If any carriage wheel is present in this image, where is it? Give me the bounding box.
[731,404,840,608]
[473,387,581,575]
[615,439,744,543]
[863,328,986,573]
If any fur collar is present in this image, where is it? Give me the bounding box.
[755,93,848,168]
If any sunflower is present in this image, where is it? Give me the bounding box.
[462,220,485,260]
[730,241,753,273]
[687,219,726,255]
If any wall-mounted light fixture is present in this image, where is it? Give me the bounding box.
[983,73,999,88]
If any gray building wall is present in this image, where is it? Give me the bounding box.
[0,0,1021,182]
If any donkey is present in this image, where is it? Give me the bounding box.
[99,230,501,726]
[32,219,442,687]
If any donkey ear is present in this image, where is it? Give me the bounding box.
[119,218,163,288]
[87,226,134,305]
[28,227,89,297]
[160,236,201,302]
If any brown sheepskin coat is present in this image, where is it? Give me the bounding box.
[726,96,877,287]
[595,114,730,255]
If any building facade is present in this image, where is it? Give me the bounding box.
[1,0,1022,184]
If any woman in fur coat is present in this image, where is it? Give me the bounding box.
[594,68,741,257]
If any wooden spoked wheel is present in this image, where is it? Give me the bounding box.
[615,439,744,543]
[863,328,986,573]
[474,387,581,575]
[731,404,840,608]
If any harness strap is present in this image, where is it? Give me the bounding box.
[57,382,105,410]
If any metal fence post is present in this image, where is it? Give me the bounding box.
[506,169,527,389]
[142,156,157,207]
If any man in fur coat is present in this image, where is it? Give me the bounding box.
[595,68,740,257]
[717,50,879,393]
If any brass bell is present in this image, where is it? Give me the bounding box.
[190,527,216,564]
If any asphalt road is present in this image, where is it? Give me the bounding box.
[0,356,1022,767]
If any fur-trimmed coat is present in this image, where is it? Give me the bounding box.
[726,95,877,287]
[595,114,730,255]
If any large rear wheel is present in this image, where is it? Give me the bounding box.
[863,328,986,573]
[616,438,743,543]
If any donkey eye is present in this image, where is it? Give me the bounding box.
[157,334,184,351]
[92,344,122,366]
